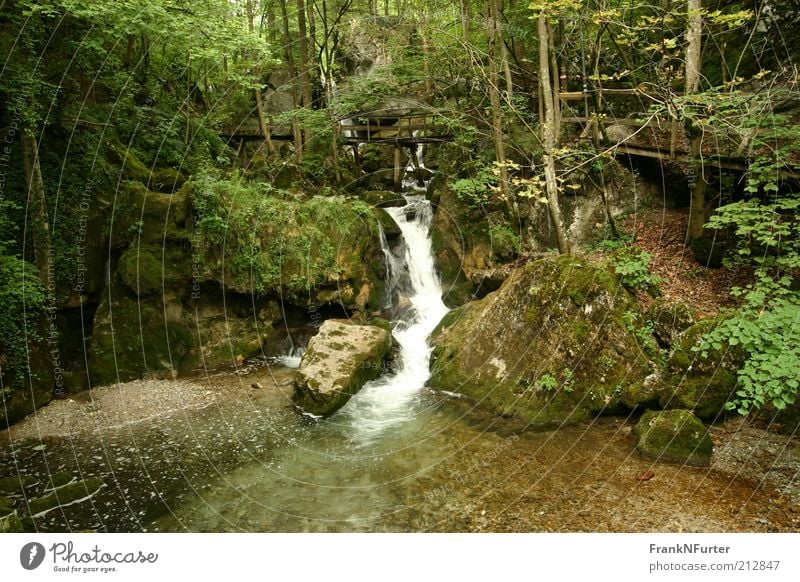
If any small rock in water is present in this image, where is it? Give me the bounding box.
[250,382,263,390]
[636,470,656,481]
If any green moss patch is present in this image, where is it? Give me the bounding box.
[633,409,713,466]
[429,255,656,427]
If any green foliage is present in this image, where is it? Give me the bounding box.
[488,222,521,259]
[451,164,498,210]
[698,191,800,415]
[698,299,799,415]
[612,248,661,292]
[537,373,558,392]
[0,255,46,384]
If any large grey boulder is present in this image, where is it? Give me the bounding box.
[293,320,393,416]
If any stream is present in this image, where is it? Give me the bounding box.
[1,195,798,533]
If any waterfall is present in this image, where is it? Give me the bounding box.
[337,195,449,443]
[275,346,304,369]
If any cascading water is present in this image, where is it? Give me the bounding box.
[336,194,449,444]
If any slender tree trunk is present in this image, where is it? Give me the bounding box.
[685,0,705,243]
[485,0,511,204]
[538,14,570,254]
[21,133,54,294]
[547,20,561,144]
[279,0,303,157]
[419,4,434,101]
[248,0,276,155]
[296,0,313,109]
[496,0,513,97]
[460,0,470,37]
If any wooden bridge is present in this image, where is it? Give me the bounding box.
[558,88,800,178]
[221,90,800,183]
[220,111,452,145]
[221,111,453,189]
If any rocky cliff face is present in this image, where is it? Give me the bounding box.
[85,173,389,387]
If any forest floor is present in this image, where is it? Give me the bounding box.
[619,206,751,318]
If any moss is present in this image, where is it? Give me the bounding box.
[0,510,23,533]
[27,477,105,518]
[0,474,39,495]
[0,495,14,516]
[118,247,163,296]
[648,298,696,347]
[89,284,197,385]
[149,168,187,193]
[633,409,713,466]
[368,318,392,332]
[429,255,655,427]
[107,140,151,182]
[660,317,743,418]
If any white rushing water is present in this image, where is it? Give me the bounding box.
[337,195,449,444]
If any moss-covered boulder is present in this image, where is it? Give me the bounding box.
[633,409,713,466]
[648,298,696,348]
[429,255,657,427]
[660,318,742,418]
[88,283,278,385]
[117,247,165,296]
[188,181,387,312]
[293,319,393,416]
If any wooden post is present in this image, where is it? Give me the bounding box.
[669,119,678,160]
[393,145,402,191]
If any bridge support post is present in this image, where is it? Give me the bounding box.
[393,145,402,191]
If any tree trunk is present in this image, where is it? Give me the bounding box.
[296,0,314,109]
[279,0,303,157]
[496,0,513,98]
[21,133,54,295]
[485,0,511,204]
[685,0,705,243]
[248,0,276,155]
[685,0,702,94]
[538,14,570,254]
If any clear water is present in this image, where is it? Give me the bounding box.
[1,196,792,533]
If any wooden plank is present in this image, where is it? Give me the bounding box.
[338,124,444,133]
[558,92,586,102]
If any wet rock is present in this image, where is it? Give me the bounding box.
[27,477,105,518]
[293,320,393,416]
[0,510,23,533]
[633,410,713,466]
[429,255,657,427]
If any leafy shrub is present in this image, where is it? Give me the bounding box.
[699,191,800,414]
[0,255,46,379]
[451,164,498,210]
[612,248,661,292]
[697,299,799,414]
